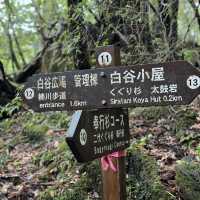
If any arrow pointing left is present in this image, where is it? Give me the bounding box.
[66,108,130,162]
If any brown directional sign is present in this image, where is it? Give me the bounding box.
[22,61,200,112]
[66,108,130,162]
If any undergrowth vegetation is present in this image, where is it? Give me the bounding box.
[0,98,199,199]
[127,146,175,200]
[176,159,200,200]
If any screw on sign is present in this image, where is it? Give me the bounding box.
[22,61,200,112]
[79,129,87,146]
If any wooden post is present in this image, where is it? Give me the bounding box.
[96,45,126,200]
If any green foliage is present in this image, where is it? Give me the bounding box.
[0,118,15,133]
[172,109,198,148]
[0,97,22,119]
[7,134,24,149]
[176,130,200,148]
[35,149,101,200]
[127,146,175,200]
[182,49,200,65]
[33,141,74,167]
[34,152,101,200]
[173,109,198,133]
[37,161,101,200]
[196,145,200,157]
[46,112,70,129]
[37,185,87,200]
[176,160,200,200]
[0,151,10,169]
[79,160,101,194]
[22,122,48,144]
[131,106,170,121]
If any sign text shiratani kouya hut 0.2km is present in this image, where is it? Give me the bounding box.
[23,61,200,112]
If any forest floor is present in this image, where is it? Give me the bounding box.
[0,99,200,200]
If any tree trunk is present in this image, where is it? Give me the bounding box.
[169,0,179,48]
[188,0,200,31]
[4,0,21,70]
[0,61,16,106]
[68,0,91,70]
[141,0,154,51]
[159,0,179,58]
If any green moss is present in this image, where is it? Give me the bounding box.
[127,146,175,200]
[176,160,200,200]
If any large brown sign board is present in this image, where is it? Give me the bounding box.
[22,61,200,112]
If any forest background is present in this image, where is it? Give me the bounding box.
[0,0,200,200]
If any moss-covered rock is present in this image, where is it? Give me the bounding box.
[176,159,200,200]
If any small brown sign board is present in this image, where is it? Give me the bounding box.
[22,61,200,112]
[66,108,130,162]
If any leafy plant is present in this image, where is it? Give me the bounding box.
[196,145,200,157]
[22,122,48,144]
[173,109,198,133]
[0,97,22,120]
[131,106,170,121]
[176,159,200,200]
[127,146,175,200]
[46,112,70,129]
[37,185,87,200]
[0,151,10,169]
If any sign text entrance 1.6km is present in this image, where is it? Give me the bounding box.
[23,61,200,112]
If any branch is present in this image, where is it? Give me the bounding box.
[3,0,21,70]
[84,4,101,24]
[31,0,48,41]
[188,0,200,30]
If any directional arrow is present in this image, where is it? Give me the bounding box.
[66,109,130,162]
[22,61,200,112]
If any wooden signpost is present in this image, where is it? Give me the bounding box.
[96,45,127,200]
[66,45,128,199]
[23,61,200,112]
[22,44,200,200]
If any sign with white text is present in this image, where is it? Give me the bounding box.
[66,109,130,162]
[22,61,200,112]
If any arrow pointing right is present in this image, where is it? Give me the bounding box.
[22,61,200,112]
